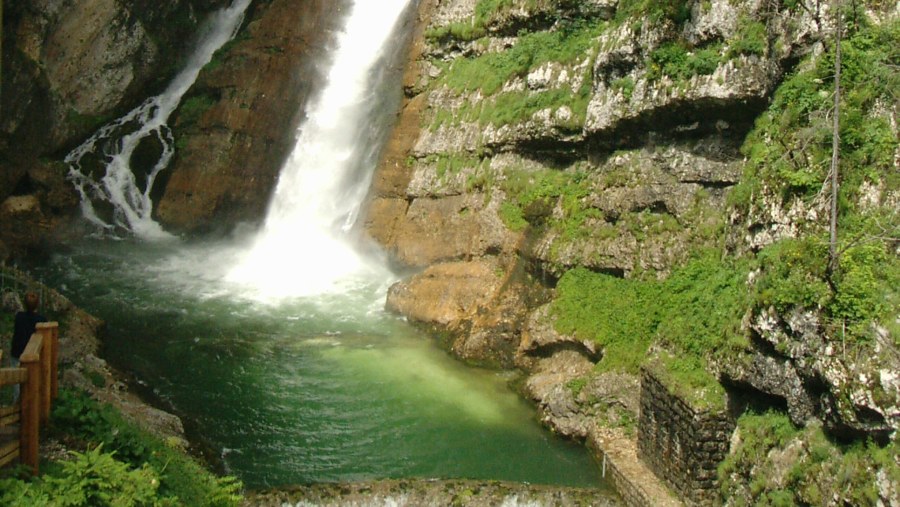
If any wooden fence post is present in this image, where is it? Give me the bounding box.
[36,323,58,421]
[50,324,59,401]
[19,334,43,475]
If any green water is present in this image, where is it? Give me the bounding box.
[37,238,605,490]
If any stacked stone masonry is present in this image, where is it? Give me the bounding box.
[638,368,734,506]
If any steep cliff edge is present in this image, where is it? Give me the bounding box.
[365,0,899,504]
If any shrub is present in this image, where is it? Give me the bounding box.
[551,253,751,374]
[647,42,722,81]
[0,445,163,507]
[615,0,691,25]
[46,390,243,506]
[719,410,900,506]
[727,19,768,57]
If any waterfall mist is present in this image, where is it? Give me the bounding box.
[225,0,414,302]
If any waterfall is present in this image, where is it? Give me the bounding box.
[66,0,252,239]
[225,0,413,301]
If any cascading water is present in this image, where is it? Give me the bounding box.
[66,0,251,239]
[225,0,413,301]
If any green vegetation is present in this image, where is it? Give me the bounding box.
[176,94,217,128]
[719,410,900,506]
[645,353,726,412]
[734,19,900,344]
[614,0,691,25]
[425,0,561,42]
[438,21,603,95]
[419,152,488,180]
[0,390,242,506]
[726,18,768,58]
[551,253,750,387]
[426,5,604,132]
[499,168,602,239]
[430,81,592,131]
[736,19,898,202]
[610,76,635,100]
[647,42,722,81]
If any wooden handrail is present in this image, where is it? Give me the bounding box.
[19,333,43,475]
[0,322,60,474]
[35,323,58,420]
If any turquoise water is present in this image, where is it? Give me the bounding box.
[37,238,606,490]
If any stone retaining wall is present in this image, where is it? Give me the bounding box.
[638,367,734,506]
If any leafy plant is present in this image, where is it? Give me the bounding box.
[727,18,768,57]
[719,410,900,506]
[551,252,751,376]
[46,390,242,506]
[647,42,722,81]
[615,0,691,25]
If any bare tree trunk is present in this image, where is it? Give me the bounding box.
[829,0,842,275]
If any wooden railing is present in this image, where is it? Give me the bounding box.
[0,322,59,474]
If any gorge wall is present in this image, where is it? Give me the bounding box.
[0,0,346,254]
[1,0,227,256]
[153,0,350,232]
[363,0,899,504]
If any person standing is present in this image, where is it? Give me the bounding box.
[11,292,46,401]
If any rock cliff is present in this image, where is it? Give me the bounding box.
[154,0,348,232]
[369,0,819,362]
[0,0,228,257]
[365,0,899,504]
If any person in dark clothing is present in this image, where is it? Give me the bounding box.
[11,292,46,401]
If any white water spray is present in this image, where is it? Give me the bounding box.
[66,0,251,239]
[226,0,412,301]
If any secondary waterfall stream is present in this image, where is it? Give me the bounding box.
[65,0,252,239]
[38,0,608,492]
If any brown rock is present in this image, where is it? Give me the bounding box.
[155,0,345,232]
[388,193,514,267]
[385,259,504,329]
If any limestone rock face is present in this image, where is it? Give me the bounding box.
[362,1,898,499]
[154,0,346,232]
[2,0,227,159]
[363,0,810,288]
[0,160,81,257]
[722,307,900,439]
[386,260,504,329]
